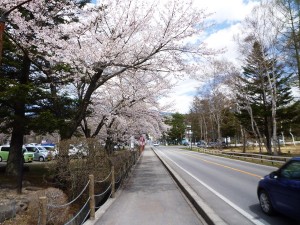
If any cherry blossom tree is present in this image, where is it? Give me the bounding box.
[3,0,217,140]
[48,0,217,139]
[78,70,172,153]
[1,0,218,183]
[0,0,34,64]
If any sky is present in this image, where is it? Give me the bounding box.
[91,0,260,114]
[158,0,260,114]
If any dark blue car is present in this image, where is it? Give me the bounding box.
[257,157,300,221]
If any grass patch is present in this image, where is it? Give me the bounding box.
[224,144,300,156]
[0,162,55,189]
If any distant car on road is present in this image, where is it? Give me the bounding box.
[153,142,159,147]
[257,157,300,221]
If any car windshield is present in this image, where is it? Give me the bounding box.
[25,147,36,152]
[281,161,300,179]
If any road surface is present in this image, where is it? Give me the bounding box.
[154,146,297,225]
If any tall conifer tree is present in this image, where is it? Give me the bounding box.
[236,41,294,154]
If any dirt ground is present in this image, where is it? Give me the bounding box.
[0,161,56,225]
[0,186,43,225]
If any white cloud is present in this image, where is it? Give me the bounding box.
[194,0,259,23]
[160,0,260,114]
[159,78,200,114]
[205,23,244,64]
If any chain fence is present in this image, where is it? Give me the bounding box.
[37,149,140,225]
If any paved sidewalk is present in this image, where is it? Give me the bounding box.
[91,147,206,225]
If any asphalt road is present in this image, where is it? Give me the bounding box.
[154,146,298,225]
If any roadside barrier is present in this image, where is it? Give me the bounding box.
[196,148,291,165]
[38,150,139,225]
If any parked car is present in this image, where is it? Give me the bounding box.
[207,142,218,147]
[23,145,52,162]
[68,144,88,158]
[38,145,58,159]
[0,145,33,163]
[196,140,207,148]
[257,157,300,221]
[182,141,189,146]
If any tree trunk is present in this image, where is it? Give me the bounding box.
[264,116,272,154]
[6,115,25,193]
[271,89,278,155]
[91,116,107,138]
[241,126,246,153]
[60,70,103,140]
[5,54,30,193]
[216,115,222,149]
[246,100,263,153]
[202,115,208,142]
[105,137,114,155]
[105,118,116,155]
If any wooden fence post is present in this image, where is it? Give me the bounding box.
[111,165,115,198]
[133,152,135,164]
[89,174,95,220]
[123,163,126,178]
[39,196,47,225]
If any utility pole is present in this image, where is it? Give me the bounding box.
[0,0,34,65]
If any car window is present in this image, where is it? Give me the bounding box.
[1,147,10,152]
[26,147,36,152]
[281,161,300,180]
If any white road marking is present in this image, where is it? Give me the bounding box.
[156,149,265,225]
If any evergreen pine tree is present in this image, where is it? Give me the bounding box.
[236,41,294,154]
[0,0,90,192]
[165,113,186,145]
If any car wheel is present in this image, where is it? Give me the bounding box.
[259,190,275,215]
[0,156,2,162]
[39,156,45,162]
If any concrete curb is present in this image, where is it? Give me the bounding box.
[84,191,120,225]
[152,148,228,225]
